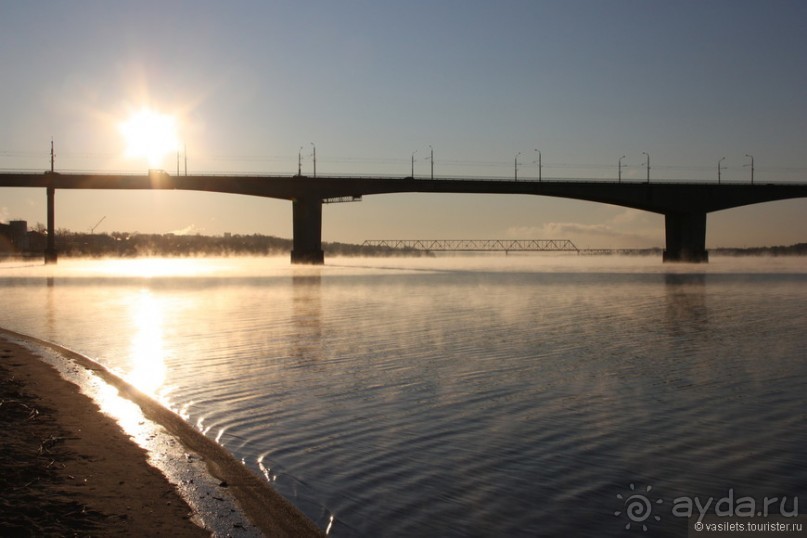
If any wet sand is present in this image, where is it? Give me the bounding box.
[0,330,323,537]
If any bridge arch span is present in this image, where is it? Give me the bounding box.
[1,172,806,264]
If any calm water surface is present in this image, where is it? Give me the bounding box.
[1,255,805,537]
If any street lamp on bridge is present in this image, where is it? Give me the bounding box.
[310,142,317,178]
[176,145,188,176]
[428,145,434,180]
[297,146,303,176]
[619,155,626,183]
[411,150,417,177]
[642,152,650,183]
[745,154,754,185]
[514,152,521,181]
[718,156,726,184]
[534,149,542,182]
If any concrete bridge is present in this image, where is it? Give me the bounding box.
[1,171,806,264]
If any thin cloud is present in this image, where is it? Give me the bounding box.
[504,207,664,248]
[505,216,662,249]
[610,208,645,225]
[169,224,202,236]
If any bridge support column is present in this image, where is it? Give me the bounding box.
[663,211,708,263]
[291,197,324,265]
[44,186,58,264]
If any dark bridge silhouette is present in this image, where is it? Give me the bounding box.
[1,171,806,264]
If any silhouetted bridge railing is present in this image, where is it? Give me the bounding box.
[362,239,579,253]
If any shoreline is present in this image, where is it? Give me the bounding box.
[0,328,323,537]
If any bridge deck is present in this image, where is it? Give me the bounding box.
[1,172,805,213]
[1,172,805,264]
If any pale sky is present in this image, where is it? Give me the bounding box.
[1,0,805,248]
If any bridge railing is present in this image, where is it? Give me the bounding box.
[200,173,787,184]
[1,169,803,185]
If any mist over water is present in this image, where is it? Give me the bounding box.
[1,255,805,537]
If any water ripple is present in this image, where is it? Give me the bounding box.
[1,257,806,536]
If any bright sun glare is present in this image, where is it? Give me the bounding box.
[119,107,180,168]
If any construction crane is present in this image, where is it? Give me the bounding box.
[90,216,106,234]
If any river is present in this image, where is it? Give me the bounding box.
[1,255,805,537]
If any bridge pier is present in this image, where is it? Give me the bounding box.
[291,197,324,264]
[44,186,58,264]
[663,211,708,263]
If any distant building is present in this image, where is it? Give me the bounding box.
[10,220,29,251]
[0,223,10,252]
[0,220,32,253]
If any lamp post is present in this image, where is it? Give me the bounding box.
[534,149,542,182]
[297,146,303,176]
[745,153,754,184]
[176,144,188,176]
[718,156,726,184]
[429,145,434,180]
[411,150,417,177]
[642,152,650,183]
[514,152,521,181]
[310,142,317,178]
[619,155,626,183]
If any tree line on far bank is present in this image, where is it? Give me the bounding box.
[28,228,425,258]
[3,224,805,258]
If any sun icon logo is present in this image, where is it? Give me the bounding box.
[614,483,663,531]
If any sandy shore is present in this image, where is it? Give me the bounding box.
[0,330,323,537]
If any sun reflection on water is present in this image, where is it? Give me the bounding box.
[127,289,168,396]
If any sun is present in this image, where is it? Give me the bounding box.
[119,107,180,168]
